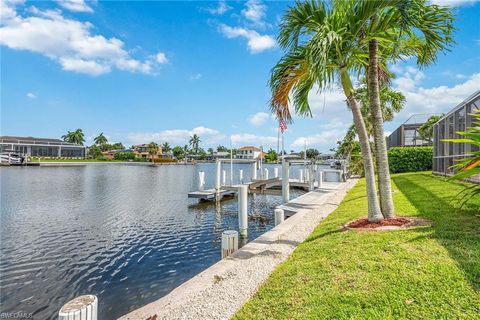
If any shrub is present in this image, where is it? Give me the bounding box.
[388,146,433,173]
[153,158,177,163]
[114,152,136,161]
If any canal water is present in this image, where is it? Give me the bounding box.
[0,163,305,319]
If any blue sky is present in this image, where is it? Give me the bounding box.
[1,0,479,152]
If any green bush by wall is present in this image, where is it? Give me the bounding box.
[388,146,433,173]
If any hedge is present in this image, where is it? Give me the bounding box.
[388,146,433,173]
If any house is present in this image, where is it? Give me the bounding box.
[432,90,479,182]
[132,144,163,159]
[101,149,133,160]
[205,151,230,161]
[387,114,440,148]
[0,136,85,158]
[235,146,263,160]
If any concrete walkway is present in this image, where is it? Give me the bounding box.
[119,179,358,320]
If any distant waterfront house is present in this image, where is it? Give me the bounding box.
[205,151,230,161]
[387,114,440,149]
[433,90,480,182]
[235,146,262,160]
[132,144,163,159]
[0,136,85,158]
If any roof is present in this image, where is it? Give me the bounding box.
[436,90,480,122]
[0,136,82,146]
[238,146,261,151]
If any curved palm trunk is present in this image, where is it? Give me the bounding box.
[368,40,395,219]
[341,70,383,222]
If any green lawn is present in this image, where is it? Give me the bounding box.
[234,172,480,320]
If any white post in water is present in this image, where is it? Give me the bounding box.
[274,167,279,178]
[299,169,304,183]
[282,160,290,203]
[215,159,221,193]
[59,295,98,320]
[198,171,205,191]
[308,165,315,191]
[221,230,239,258]
[251,161,257,181]
[274,209,284,226]
[239,169,244,184]
[305,168,310,183]
[264,168,269,180]
[238,185,248,237]
[318,170,323,188]
[222,170,226,186]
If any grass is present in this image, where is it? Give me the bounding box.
[31,158,137,163]
[234,172,480,320]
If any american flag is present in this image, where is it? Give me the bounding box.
[279,119,287,134]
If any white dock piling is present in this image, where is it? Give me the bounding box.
[318,171,323,188]
[304,168,309,182]
[222,170,226,186]
[251,161,257,180]
[308,166,315,191]
[299,169,304,183]
[59,295,98,320]
[198,171,205,191]
[264,168,269,180]
[282,160,290,203]
[221,230,239,259]
[239,169,244,184]
[215,159,221,193]
[274,167,279,178]
[274,209,284,226]
[238,185,248,237]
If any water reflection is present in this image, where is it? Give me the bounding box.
[0,163,303,320]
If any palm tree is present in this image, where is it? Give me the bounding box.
[94,133,108,150]
[148,142,159,163]
[349,0,454,218]
[355,85,405,139]
[62,129,85,145]
[189,134,201,154]
[161,142,171,153]
[419,114,444,143]
[271,1,383,221]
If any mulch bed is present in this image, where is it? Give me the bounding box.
[347,217,412,229]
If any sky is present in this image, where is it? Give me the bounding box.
[1,0,479,153]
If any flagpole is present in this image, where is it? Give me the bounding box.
[277,125,280,164]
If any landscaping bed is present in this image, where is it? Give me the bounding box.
[233,172,480,319]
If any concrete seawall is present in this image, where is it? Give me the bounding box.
[120,179,358,320]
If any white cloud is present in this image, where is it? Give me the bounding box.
[57,0,94,13]
[242,0,267,28]
[0,2,167,75]
[394,72,480,118]
[248,112,270,126]
[292,120,350,150]
[26,92,36,99]
[219,24,275,53]
[230,133,277,147]
[430,0,479,6]
[155,52,168,64]
[207,0,232,15]
[189,73,203,81]
[127,126,226,147]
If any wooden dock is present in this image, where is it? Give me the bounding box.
[187,189,236,201]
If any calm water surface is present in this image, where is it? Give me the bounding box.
[0,163,304,319]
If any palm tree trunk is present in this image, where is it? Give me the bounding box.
[368,40,395,219]
[340,69,383,222]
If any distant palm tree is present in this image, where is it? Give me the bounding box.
[189,134,201,154]
[62,129,85,145]
[148,142,159,163]
[94,133,108,150]
[162,142,171,153]
[207,148,214,155]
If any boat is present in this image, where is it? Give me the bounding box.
[0,152,26,166]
